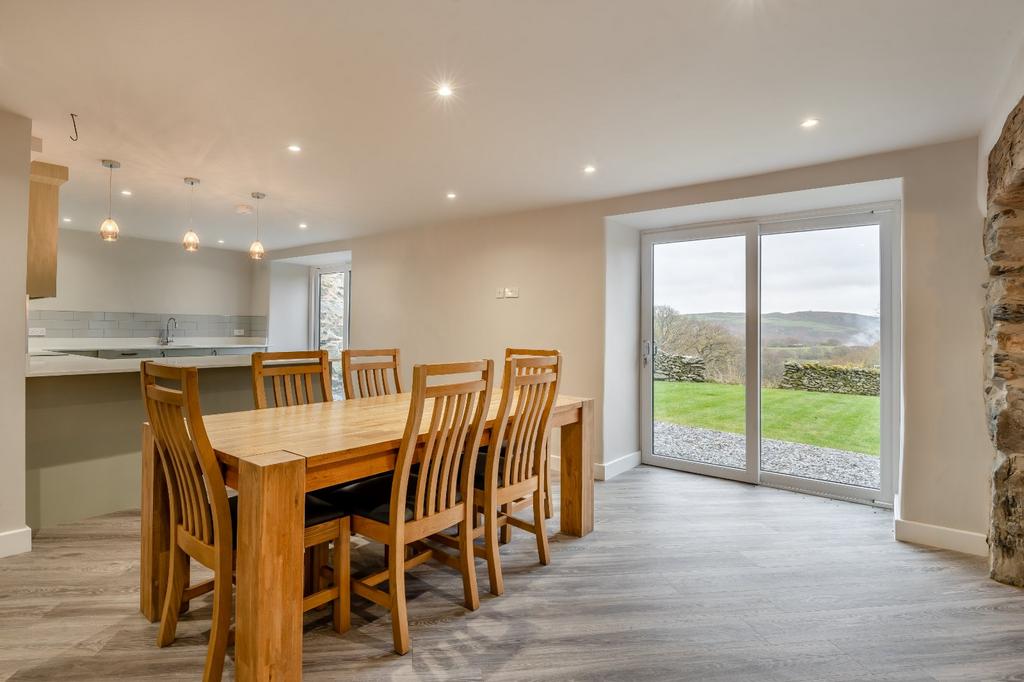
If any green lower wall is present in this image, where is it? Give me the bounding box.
[25,366,254,530]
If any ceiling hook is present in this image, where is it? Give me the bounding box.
[69,113,79,142]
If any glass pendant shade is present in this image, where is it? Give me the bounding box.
[99,218,119,242]
[249,240,265,260]
[181,177,200,253]
[249,191,266,261]
[182,229,200,252]
[99,160,121,242]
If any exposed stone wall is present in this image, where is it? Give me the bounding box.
[986,94,1024,586]
[779,361,879,396]
[653,351,706,382]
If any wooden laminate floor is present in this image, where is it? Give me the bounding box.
[2,466,1023,681]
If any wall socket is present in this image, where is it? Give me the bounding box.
[28,327,46,337]
[496,287,519,299]
[233,329,245,336]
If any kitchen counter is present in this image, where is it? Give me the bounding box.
[26,352,264,377]
[25,336,270,378]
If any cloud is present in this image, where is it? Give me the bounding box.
[653,224,880,316]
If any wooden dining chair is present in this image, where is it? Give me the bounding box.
[251,350,333,408]
[505,348,560,520]
[341,348,402,399]
[319,360,494,655]
[469,354,562,596]
[141,362,350,682]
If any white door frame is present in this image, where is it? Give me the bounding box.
[309,264,352,351]
[639,201,902,506]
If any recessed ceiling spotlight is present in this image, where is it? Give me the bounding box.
[437,82,453,98]
[446,191,457,199]
[583,164,597,174]
[299,223,308,229]
[287,144,302,152]
[217,239,225,244]
[121,189,132,196]
[63,217,72,223]
[800,118,820,128]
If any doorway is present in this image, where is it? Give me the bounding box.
[640,205,900,505]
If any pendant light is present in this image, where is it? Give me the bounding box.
[249,192,266,260]
[182,177,200,252]
[99,160,120,242]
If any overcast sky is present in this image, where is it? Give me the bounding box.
[653,225,880,316]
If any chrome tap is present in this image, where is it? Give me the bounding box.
[161,317,177,345]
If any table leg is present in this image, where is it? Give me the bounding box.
[235,451,305,681]
[140,423,170,622]
[559,400,594,537]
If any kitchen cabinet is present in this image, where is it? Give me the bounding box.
[27,161,68,299]
[97,349,162,359]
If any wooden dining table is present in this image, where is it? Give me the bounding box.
[139,391,594,680]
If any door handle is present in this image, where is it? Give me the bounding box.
[642,340,651,367]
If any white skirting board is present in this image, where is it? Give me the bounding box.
[0,525,31,559]
[893,494,987,556]
[549,450,641,481]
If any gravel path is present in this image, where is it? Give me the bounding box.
[653,421,880,489]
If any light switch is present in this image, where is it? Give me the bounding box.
[504,287,519,298]
[496,288,505,299]
[28,327,46,337]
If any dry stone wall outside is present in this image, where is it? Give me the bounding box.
[779,361,880,397]
[653,352,706,382]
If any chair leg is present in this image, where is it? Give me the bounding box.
[459,516,480,611]
[533,488,550,566]
[544,458,554,520]
[333,519,351,634]
[484,502,504,596]
[157,544,188,647]
[203,570,232,682]
[388,541,410,655]
[499,503,512,544]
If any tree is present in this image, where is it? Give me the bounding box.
[653,305,743,383]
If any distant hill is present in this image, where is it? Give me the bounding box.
[683,311,879,347]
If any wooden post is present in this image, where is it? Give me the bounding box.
[234,451,305,681]
[559,399,594,537]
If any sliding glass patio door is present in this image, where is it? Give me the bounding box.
[640,206,899,505]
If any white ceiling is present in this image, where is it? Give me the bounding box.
[1,0,1022,253]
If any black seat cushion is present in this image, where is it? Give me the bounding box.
[317,472,411,525]
[318,465,466,525]
[227,493,346,547]
[474,446,507,490]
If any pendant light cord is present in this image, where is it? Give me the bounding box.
[107,166,112,219]
[256,196,260,241]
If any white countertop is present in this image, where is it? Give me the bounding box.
[26,336,271,378]
[26,352,263,378]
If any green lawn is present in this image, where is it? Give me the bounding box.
[654,381,880,455]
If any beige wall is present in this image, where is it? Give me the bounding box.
[276,136,989,542]
[267,261,311,352]
[30,229,262,315]
[0,110,31,557]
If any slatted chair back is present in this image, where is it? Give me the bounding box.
[505,347,559,360]
[140,362,231,552]
[488,355,562,489]
[393,361,493,525]
[251,350,332,409]
[342,348,403,399]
